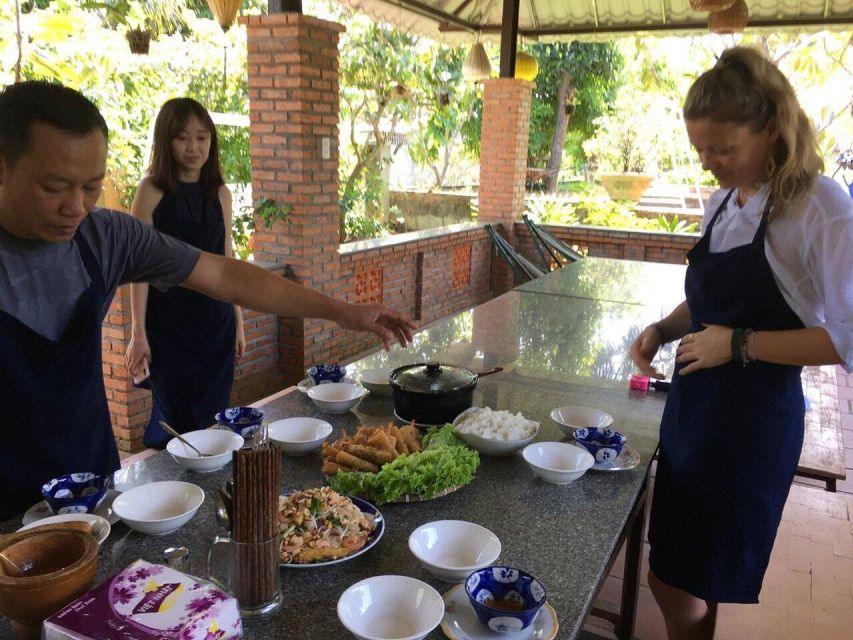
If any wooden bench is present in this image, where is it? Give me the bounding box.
[798,365,847,492]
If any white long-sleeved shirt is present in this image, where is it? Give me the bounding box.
[702,176,853,372]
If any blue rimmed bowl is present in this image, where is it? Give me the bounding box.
[465,566,546,634]
[215,406,265,440]
[41,473,110,515]
[307,364,347,385]
[573,427,627,463]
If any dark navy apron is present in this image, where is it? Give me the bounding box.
[142,182,235,448]
[0,230,118,521]
[649,191,805,603]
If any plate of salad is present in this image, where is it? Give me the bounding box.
[325,424,480,505]
[277,487,383,568]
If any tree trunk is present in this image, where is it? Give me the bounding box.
[545,70,575,193]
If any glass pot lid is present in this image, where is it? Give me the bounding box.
[390,362,477,394]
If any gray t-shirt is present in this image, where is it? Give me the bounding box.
[0,208,201,341]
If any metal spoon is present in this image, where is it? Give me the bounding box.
[158,421,212,458]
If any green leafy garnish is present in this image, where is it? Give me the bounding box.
[328,424,479,505]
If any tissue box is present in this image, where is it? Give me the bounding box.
[43,560,242,640]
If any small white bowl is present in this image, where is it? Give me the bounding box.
[408,520,501,582]
[166,429,244,473]
[112,481,204,536]
[522,442,595,485]
[337,575,444,640]
[358,367,394,397]
[268,417,333,456]
[550,405,613,437]
[306,382,368,414]
[452,408,539,456]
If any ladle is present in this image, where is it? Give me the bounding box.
[159,421,212,457]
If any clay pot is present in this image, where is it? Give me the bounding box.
[0,529,98,639]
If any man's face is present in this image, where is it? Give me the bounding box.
[0,122,107,242]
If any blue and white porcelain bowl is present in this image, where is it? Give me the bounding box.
[307,364,347,385]
[465,566,546,634]
[573,427,627,463]
[215,406,265,440]
[41,472,110,515]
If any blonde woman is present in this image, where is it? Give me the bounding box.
[629,47,853,640]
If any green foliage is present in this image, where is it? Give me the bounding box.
[231,197,293,260]
[527,41,622,171]
[654,214,698,234]
[524,195,578,225]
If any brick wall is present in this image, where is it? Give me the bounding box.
[514,222,697,266]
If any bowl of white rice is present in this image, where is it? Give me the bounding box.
[452,407,540,456]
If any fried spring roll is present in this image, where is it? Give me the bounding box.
[388,425,409,455]
[401,425,421,453]
[322,460,340,475]
[367,429,396,456]
[343,443,394,466]
[336,450,379,473]
[322,443,342,460]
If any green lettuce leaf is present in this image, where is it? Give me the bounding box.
[327,424,479,504]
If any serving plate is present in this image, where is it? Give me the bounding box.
[22,488,121,526]
[589,445,640,472]
[17,513,111,545]
[279,495,383,569]
[440,583,558,640]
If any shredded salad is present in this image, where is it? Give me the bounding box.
[277,487,375,564]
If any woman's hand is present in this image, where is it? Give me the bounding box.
[676,324,733,375]
[235,323,246,361]
[629,325,666,378]
[126,333,152,379]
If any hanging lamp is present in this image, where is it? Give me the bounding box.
[514,52,538,82]
[708,0,749,34]
[463,41,492,80]
[689,0,735,11]
[206,0,242,32]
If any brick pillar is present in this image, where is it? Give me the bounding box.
[478,79,532,294]
[243,13,345,383]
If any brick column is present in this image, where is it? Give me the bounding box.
[478,79,533,294]
[243,13,345,383]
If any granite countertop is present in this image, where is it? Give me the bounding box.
[0,258,674,639]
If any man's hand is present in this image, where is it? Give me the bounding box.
[126,333,152,379]
[676,324,732,375]
[629,325,666,378]
[335,302,417,350]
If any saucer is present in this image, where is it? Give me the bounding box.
[22,488,121,526]
[440,583,558,640]
[590,445,640,471]
[17,513,111,545]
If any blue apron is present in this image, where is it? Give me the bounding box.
[0,230,118,521]
[649,191,805,603]
[142,182,235,448]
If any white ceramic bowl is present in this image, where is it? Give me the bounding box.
[521,442,595,485]
[166,429,244,473]
[337,575,444,640]
[358,367,394,397]
[549,405,614,437]
[452,408,539,456]
[268,417,333,456]
[306,382,368,414]
[408,520,501,582]
[112,481,204,536]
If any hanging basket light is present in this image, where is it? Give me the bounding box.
[514,52,538,82]
[708,0,749,34]
[206,0,243,32]
[462,42,492,80]
[689,0,736,11]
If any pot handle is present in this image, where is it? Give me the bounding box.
[476,366,503,378]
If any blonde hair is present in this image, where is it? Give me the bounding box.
[683,46,823,217]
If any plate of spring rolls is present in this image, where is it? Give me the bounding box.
[323,423,480,505]
[277,486,383,567]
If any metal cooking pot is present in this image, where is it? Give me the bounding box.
[389,362,503,426]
